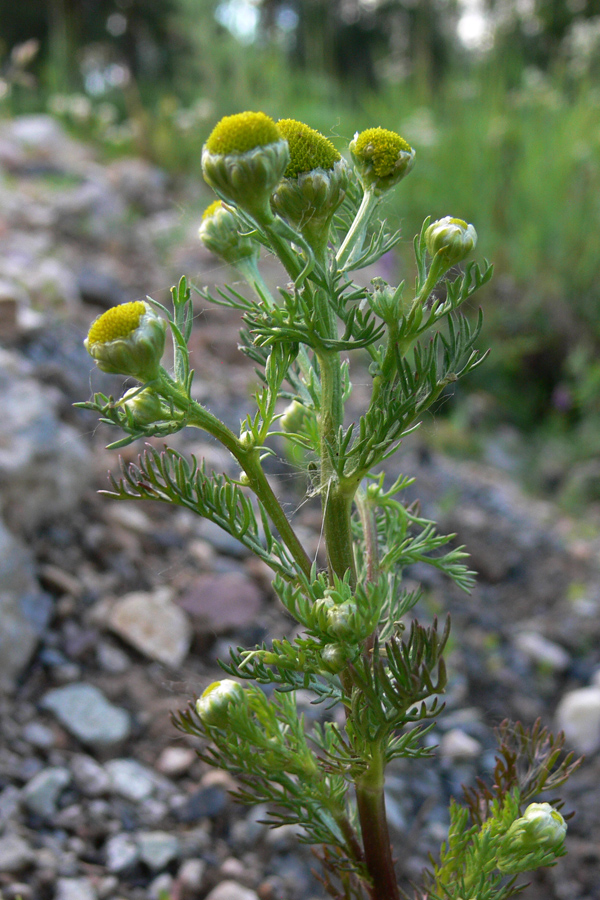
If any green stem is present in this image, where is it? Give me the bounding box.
[158,374,311,578]
[336,189,380,270]
[355,745,400,900]
[315,280,357,586]
[236,258,276,309]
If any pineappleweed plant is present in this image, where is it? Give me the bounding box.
[79,112,579,900]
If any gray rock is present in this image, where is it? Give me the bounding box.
[137,830,180,871]
[23,766,71,819]
[70,755,111,797]
[0,518,52,691]
[41,683,131,749]
[0,785,21,826]
[104,832,140,873]
[177,571,263,635]
[204,881,259,900]
[0,832,34,872]
[107,588,191,668]
[0,352,91,532]
[105,759,156,802]
[54,877,98,900]
[22,721,56,749]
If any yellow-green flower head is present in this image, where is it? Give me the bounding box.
[205,111,280,155]
[496,802,567,875]
[202,111,289,223]
[85,301,166,382]
[350,127,415,195]
[425,216,477,266]
[271,118,350,253]
[198,198,260,267]
[277,119,341,178]
[120,386,164,426]
[196,679,244,728]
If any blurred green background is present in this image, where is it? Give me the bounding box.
[2,0,600,506]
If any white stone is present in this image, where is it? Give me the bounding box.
[440,728,482,761]
[178,858,206,891]
[204,881,260,900]
[514,632,570,672]
[156,746,196,777]
[105,759,156,802]
[107,588,191,668]
[105,833,140,873]
[556,686,600,754]
[55,877,98,900]
[70,755,111,797]
[137,831,180,870]
[148,873,174,900]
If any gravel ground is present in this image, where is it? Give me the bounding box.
[1,115,599,900]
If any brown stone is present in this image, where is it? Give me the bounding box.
[176,572,263,635]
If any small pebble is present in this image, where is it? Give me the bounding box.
[0,832,34,872]
[54,877,98,900]
[137,830,181,871]
[71,754,111,796]
[22,721,56,749]
[178,857,206,892]
[148,873,174,900]
[556,685,600,754]
[440,729,482,761]
[514,631,570,672]
[105,758,156,802]
[23,765,71,819]
[105,832,140,873]
[204,881,260,900]
[156,746,196,777]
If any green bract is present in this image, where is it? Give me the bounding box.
[85,301,166,382]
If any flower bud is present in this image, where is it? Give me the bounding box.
[326,601,359,641]
[367,277,406,324]
[280,399,307,433]
[425,217,477,267]
[350,127,415,195]
[196,679,244,728]
[198,199,260,267]
[121,386,163,426]
[85,301,167,382]
[496,802,567,875]
[321,642,348,674]
[202,111,289,222]
[271,119,350,252]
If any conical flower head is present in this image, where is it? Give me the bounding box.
[198,199,260,266]
[350,126,415,195]
[272,118,350,253]
[196,679,244,728]
[85,301,166,382]
[202,111,289,223]
[425,216,477,267]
